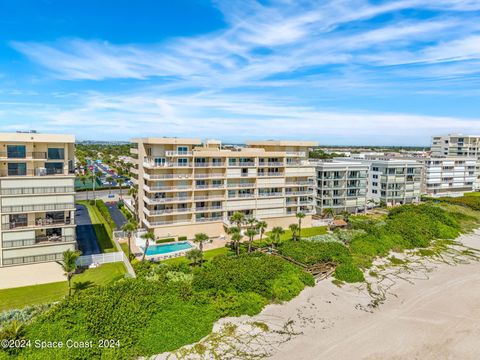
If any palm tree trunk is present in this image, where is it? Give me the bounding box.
[68,275,72,296]
[248,239,252,253]
[127,234,131,260]
[119,187,123,200]
[142,239,149,261]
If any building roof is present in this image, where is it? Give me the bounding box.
[332,219,348,227]
[246,140,319,147]
[0,132,75,143]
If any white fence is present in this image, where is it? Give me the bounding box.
[76,252,126,267]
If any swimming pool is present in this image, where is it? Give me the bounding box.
[143,241,193,256]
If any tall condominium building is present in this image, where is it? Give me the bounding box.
[0,132,76,267]
[366,159,423,206]
[431,134,480,188]
[314,160,368,214]
[421,157,476,197]
[131,138,317,238]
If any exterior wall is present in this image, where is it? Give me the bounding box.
[314,161,368,214]
[132,138,317,238]
[423,157,476,197]
[0,132,76,267]
[365,160,423,206]
[431,135,480,189]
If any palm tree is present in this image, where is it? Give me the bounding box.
[245,228,257,253]
[246,217,257,230]
[80,175,89,200]
[289,223,300,241]
[121,221,137,260]
[296,212,305,240]
[231,232,243,255]
[141,231,155,261]
[0,319,25,347]
[90,172,97,204]
[194,232,209,252]
[61,249,80,296]
[323,208,335,219]
[186,249,203,266]
[230,211,245,229]
[128,185,139,223]
[106,175,114,194]
[256,220,267,242]
[117,178,125,200]
[270,226,285,248]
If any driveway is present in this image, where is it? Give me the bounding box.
[106,202,127,230]
[75,204,101,255]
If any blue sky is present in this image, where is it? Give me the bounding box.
[1,0,480,145]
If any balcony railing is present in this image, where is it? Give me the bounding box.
[165,151,193,156]
[258,172,283,177]
[147,208,192,215]
[144,173,192,180]
[2,218,74,230]
[1,202,75,213]
[258,192,283,197]
[193,195,225,201]
[194,173,225,179]
[258,162,284,167]
[195,206,223,211]
[2,252,64,266]
[145,196,191,204]
[2,235,76,248]
[196,216,222,223]
[0,186,75,196]
[227,183,256,188]
[195,184,225,190]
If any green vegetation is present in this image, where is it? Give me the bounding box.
[78,200,116,253]
[162,247,230,266]
[0,263,126,312]
[258,226,327,246]
[279,241,349,266]
[308,148,345,159]
[9,254,312,359]
[465,192,480,197]
[436,195,480,211]
[75,143,133,177]
[156,237,175,244]
[118,201,134,221]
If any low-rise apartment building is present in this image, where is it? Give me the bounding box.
[0,132,76,267]
[421,157,476,197]
[365,159,423,206]
[131,138,317,238]
[314,160,368,214]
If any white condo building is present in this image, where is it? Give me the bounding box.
[131,138,317,238]
[431,134,480,189]
[0,132,76,267]
[421,157,476,197]
[314,160,369,214]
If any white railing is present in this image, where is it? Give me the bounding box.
[76,252,125,267]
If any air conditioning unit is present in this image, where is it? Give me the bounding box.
[36,167,46,176]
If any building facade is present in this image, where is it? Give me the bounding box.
[0,132,76,267]
[314,160,368,214]
[422,157,476,197]
[366,159,423,206]
[131,138,317,238]
[431,134,480,189]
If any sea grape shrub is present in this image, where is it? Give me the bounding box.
[192,253,313,301]
[278,240,350,266]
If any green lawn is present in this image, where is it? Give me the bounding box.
[162,247,229,265]
[465,192,480,197]
[77,200,116,253]
[268,226,328,242]
[0,262,126,312]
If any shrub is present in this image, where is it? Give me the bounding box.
[278,240,350,266]
[95,199,116,229]
[334,263,365,283]
[210,291,268,317]
[156,238,175,244]
[178,236,188,241]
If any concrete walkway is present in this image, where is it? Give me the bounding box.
[0,262,65,289]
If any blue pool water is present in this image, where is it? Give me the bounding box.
[144,241,193,256]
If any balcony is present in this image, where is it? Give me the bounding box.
[143,184,192,192]
[145,196,191,204]
[2,217,74,230]
[259,162,284,167]
[144,173,192,180]
[258,192,283,197]
[143,157,192,168]
[257,172,283,177]
[0,186,75,196]
[285,190,312,196]
[194,195,225,201]
[1,202,75,213]
[0,151,48,160]
[145,207,192,216]
[195,206,223,212]
[227,183,256,188]
[195,184,225,190]
[1,235,76,248]
[285,181,314,187]
[165,150,193,156]
[285,151,306,157]
[196,216,222,223]
[228,193,255,199]
[194,173,225,179]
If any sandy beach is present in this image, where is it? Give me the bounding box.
[157,231,480,360]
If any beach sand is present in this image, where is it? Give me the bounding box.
[156,231,480,360]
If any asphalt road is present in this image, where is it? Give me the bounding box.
[75,189,123,200]
[75,204,101,255]
[106,202,128,230]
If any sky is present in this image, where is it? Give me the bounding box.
[0,0,480,145]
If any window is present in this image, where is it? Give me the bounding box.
[373,174,378,179]
[177,146,188,154]
[177,158,188,166]
[8,163,26,176]
[45,162,63,175]
[372,167,379,171]
[154,158,165,166]
[229,158,237,166]
[47,148,64,160]
[372,182,378,186]
[7,145,26,158]
[372,189,378,194]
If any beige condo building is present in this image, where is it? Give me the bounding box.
[131,138,317,238]
[0,132,76,267]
